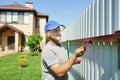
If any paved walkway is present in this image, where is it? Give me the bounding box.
[0,50,15,57]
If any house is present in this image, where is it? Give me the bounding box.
[0,2,48,52]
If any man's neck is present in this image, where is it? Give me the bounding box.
[50,40,61,46]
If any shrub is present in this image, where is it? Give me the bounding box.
[26,34,43,52]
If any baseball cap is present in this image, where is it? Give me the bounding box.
[45,20,65,32]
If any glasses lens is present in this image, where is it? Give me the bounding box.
[60,25,66,32]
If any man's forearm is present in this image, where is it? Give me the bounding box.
[51,54,77,77]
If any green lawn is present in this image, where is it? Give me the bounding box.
[0,52,41,80]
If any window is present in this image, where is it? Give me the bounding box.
[0,11,29,24]
[18,12,24,24]
[0,12,6,23]
[12,12,18,23]
[24,12,29,24]
[36,19,40,28]
[6,12,12,23]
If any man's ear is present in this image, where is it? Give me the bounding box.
[45,32,50,37]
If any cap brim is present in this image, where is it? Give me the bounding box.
[45,25,65,32]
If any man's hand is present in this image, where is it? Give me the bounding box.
[74,45,86,57]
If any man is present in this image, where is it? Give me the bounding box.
[41,20,86,80]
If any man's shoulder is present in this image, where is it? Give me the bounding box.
[42,42,52,53]
[43,42,51,50]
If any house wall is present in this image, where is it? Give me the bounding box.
[0,12,34,35]
[34,17,47,49]
[39,17,47,49]
[0,11,47,51]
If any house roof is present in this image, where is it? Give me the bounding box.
[37,12,48,17]
[0,3,48,17]
[0,3,35,11]
[0,24,24,34]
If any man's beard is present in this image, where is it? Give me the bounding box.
[50,35,61,45]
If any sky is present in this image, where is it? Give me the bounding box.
[0,0,93,26]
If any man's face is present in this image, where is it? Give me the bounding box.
[46,27,61,42]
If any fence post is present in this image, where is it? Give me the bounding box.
[118,39,120,80]
[67,41,71,58]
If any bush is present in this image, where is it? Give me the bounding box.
[26,34,43,52]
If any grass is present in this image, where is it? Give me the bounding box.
[0,52,41,80]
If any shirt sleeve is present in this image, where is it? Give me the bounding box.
[43,50,59,67]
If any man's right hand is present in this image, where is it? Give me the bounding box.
[74,45,86,57]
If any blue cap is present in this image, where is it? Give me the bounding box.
[45,20,63,32]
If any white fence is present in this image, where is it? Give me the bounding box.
[62,0,120,41]
[63,42,118,80]
[62,0,120,80]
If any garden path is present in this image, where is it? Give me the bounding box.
[0,50,15,57]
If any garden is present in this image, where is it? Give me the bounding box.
[0,34,43,80]
[0,52,41,80]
